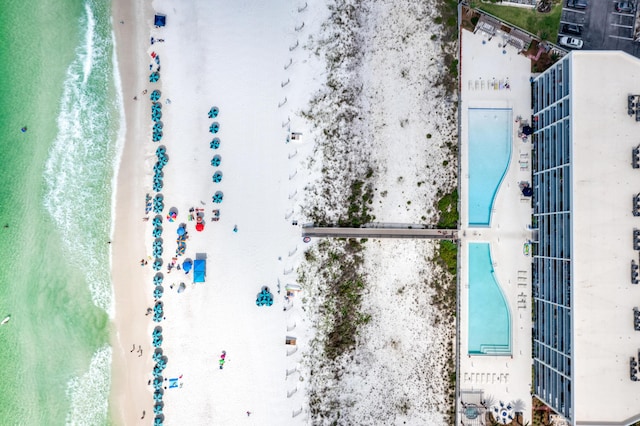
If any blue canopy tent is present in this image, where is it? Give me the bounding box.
[154,14,166,27]
[194,259,206,283]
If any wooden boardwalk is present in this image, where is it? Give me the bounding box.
[301,227,459,240]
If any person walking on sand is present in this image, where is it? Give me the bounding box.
[246,411,251,416]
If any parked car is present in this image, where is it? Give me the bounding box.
[561,23,583,36]
[567,0,588,9]
[558,36,584,49]
[615,1,635,13]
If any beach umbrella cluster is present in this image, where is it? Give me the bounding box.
[153,301,164,323]
[152,327,163,348]
[256,287,274,307]
[153,194,164,213]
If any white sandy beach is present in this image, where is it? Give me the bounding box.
[110,0,458,424]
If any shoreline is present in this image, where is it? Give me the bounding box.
[109,0,153,423]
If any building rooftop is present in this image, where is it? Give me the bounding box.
[568,51,640,425]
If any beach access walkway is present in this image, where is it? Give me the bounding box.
[301,224,458,239]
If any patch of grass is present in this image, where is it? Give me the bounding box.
[437,240,457,276]
[339,171,375,227]
[470,1,562,41]
[436,188,459,229]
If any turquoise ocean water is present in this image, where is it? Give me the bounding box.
[0,0,122,423]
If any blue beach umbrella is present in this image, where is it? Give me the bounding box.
[153,122,163,133]
[211,155,221,167]
[154,404,163,415]
[153,246,163,257]
[152,327,162,338]
[208,106,219,118]
[177,226,185,236]
[209,122,220,134]
[158,155,168,165]
[153,239,162,248]
[153,378,163,390]
[212,171,222,183]
[152,351,163,363]
[150,90,161,101]
[153,132,163,142]
[154,416,164,426]
[152,226,163,238]
[153,258,163,271]
[153,313,162,323]
[153,181,163,192]
[157,358,167,369]
[153,274,163,285]
[155,146,166,157]
[151,102,162,113]
[212,191,223,204]
[152,367,163,377]
[183,259,192,273]
[152,336,163,347]
[210,138,220,149]
[152,215,163,227]
[149,72,160,83]
[154,286,163,300]
[152,110,162,122]
[153,162,164,173]
[153,391,163,402]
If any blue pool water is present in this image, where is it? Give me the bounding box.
[468,243,511,355]
[468,108,512,226]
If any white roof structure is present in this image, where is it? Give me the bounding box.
[569,51,640,425]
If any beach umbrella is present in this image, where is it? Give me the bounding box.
[208,106,219,118]
[209,122,220,134]
[152,351,164,363]
[212,191,223,203]
[195,223,204,232]
[153,239,162,248]
[150,90,161,101]
[167,211,177,222]
[152,336,163,347]
[211,155,221,167]
[154,404,163,415]
[153,259,163,271]
[152,215,163,227]
[177,226,185,236]
[153,246,163,257]
[152,110,162,122]
[149,72,160,83]
[152,227,163,238]
[212,171,222,183]
[153,378,163,390]
[155,146,166,157]
[152,367,163,377]
[182,259,192,272]
[152,327,162,338]
[157,358,167,369]
[153,131,163,142]
[153,274,163,285]
[153,122,163,133]
[153,391,163,402]
[151,102,162,113]
[158,155,168,165]
[177,282,186,293]
[154,416,164,426]
[154,286,163,299]
[153,162,163,173]
[153,181,163,192]
[210,138,220,149]
[153,313,162,323]
[154,302,164,313]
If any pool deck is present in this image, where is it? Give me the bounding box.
[458,28,534,422]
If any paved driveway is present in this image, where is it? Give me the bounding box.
[559,0,640,56]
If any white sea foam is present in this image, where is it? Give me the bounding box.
[44,1,116,314]
[107,23,126,320]
[65,345,112,426]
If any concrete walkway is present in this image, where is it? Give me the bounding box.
[302,227,458,239]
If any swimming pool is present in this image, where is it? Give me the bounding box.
[468,108,512,226]
[468,242,511,355]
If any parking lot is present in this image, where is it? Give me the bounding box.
[558,0,640,57]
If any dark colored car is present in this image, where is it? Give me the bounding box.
[561,24,583,35]
[567,0,588,9]
[615,1,635,13]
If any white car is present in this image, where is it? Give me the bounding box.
[558,36,584,49]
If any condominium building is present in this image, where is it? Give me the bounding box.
[532,51,640,425]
